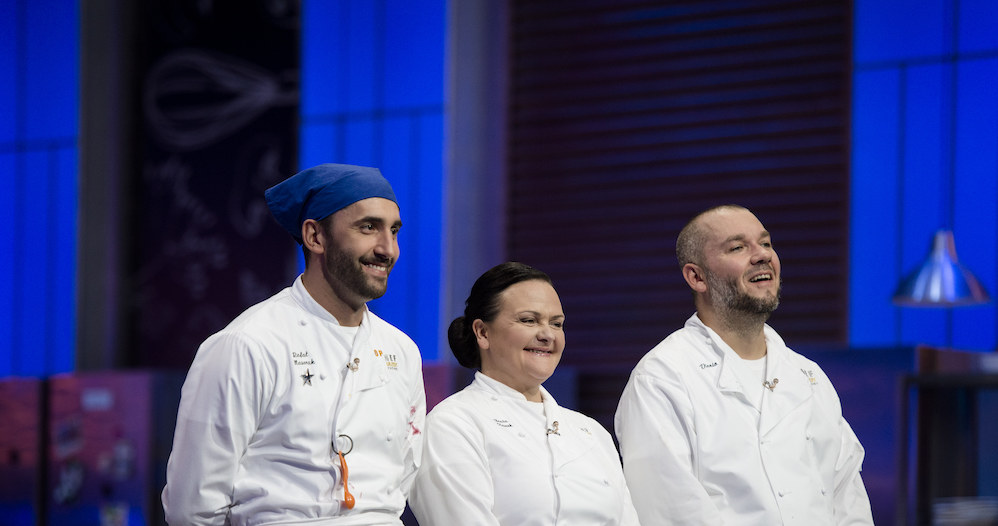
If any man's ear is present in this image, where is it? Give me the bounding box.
[301,219,326,255]
[472,319,489,350]
[683,263,708,293]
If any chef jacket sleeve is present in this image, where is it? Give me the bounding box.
[831,418,875,525]
[809,365,874,526]
[408,408,502,526]
[593,425,642,526]
[162,332,273,526]
[615,369,723,526]
[399,351,426,498]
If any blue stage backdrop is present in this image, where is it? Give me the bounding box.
[0,0,78,377]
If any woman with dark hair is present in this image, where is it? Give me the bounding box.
[408,262,638,525]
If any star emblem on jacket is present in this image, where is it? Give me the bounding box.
[301,368,314,386]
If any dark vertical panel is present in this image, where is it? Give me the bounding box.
[130,1,301,369]
[507,0,851,409]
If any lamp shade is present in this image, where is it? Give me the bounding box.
[892,230,990,307]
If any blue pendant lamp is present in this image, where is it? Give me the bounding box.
[892,230,990,307]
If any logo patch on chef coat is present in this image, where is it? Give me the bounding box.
[801,369,818,385]
[373,348,399,370]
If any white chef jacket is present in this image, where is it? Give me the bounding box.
[614,314,873,526]
[409,372,639,526]
[162,275,425,526]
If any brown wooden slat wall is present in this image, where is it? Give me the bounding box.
[507,0,851,423]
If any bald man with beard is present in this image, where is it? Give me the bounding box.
[615,205,873,525]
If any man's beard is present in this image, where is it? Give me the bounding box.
[705,268,781,317]
[324,243,390,301]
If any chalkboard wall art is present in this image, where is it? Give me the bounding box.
[131,1,300,369]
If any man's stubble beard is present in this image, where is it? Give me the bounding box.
[705,268,781,319]
[324,242,390,301]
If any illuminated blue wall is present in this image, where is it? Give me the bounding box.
[851,0,998,350]
[300,0,447,360]
[0,0,78,377]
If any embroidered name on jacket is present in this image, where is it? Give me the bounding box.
[293,351,316,366]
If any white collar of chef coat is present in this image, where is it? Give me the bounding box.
[473,372,572,445]
[290,273,371,327]
[685,313,789,391]
[473,371,557,406]
[686,313,788,364]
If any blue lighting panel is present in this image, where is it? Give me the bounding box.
[0,3,16,143]
[0,0,78,377]
[341,118,378,167]
[301,0,342,117]
[52,147,77,373]
[854,0,948,64]
[0,153,14,377]
[853,0,998,351]
[960,0,998,53]
[951,58,998,350]
[849,68,901,347]
[383,0,446,110]
[413,112,444,360]
[16,151,50,376]
[25,0,77,141]
[299,121,339,168]
[343,2,378,114]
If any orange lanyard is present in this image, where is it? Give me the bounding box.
[334,434,356,509]
[337,449,355,509]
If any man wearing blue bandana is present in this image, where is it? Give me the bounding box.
[163,164,426,526]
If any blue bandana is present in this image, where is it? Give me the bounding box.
[265,163,398,243]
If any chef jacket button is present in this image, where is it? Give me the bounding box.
[379,375,386,383]
[603,479,610,486]
[491,396,499,401]
[386,433,393,442]
[320,374,327,380]
[821,488,827,495]
[299,319,307,326]
[778,491,785,497]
